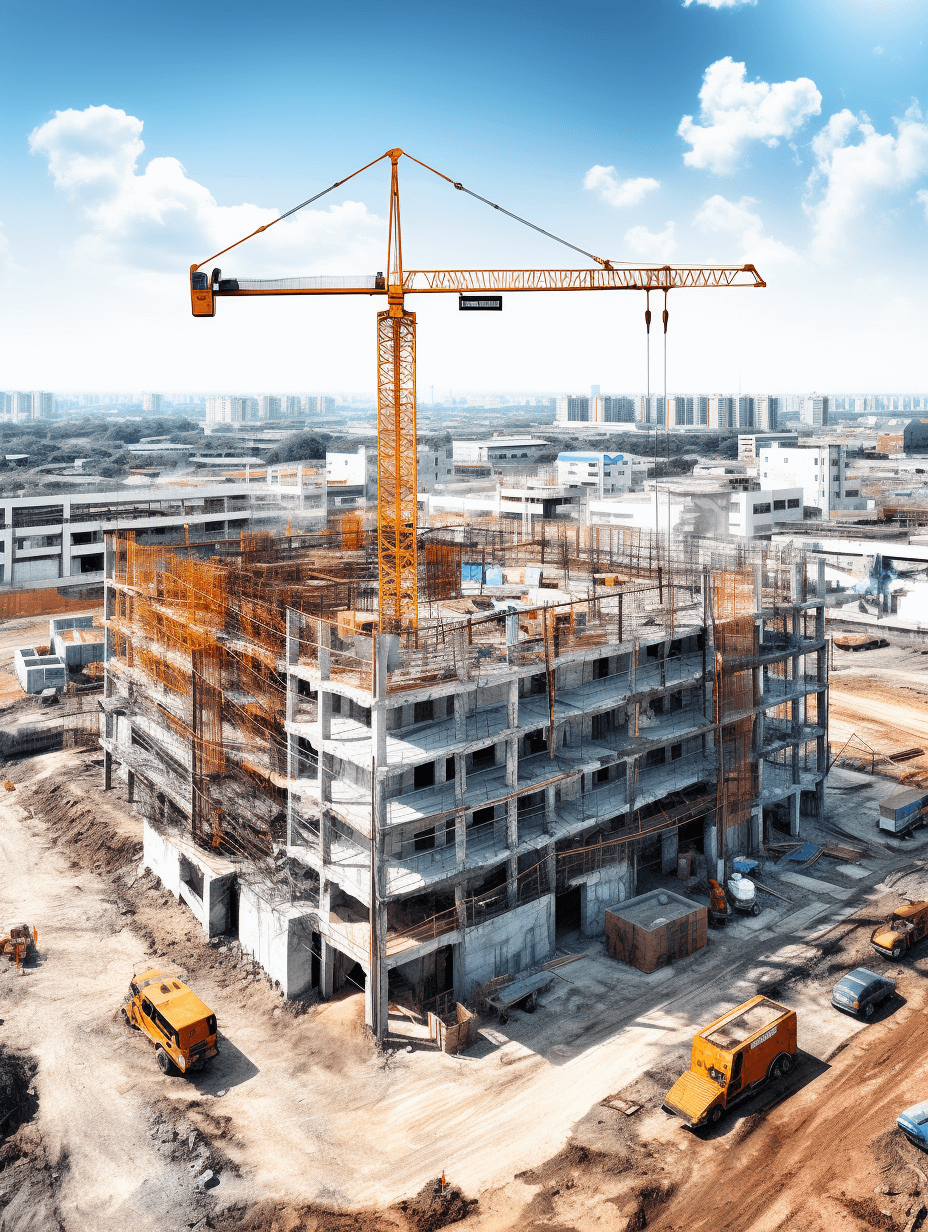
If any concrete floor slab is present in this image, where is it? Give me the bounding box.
[777,871,855,899]
[774,902,832,933]
[834,863,871,879]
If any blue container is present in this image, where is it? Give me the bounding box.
[484,566,503,586]
[462,562,483,582]
[732,857,759,875]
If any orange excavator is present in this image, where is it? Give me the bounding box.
[189,148,765,627]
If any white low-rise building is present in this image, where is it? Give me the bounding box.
[555,452,634,495]
[589,483,804,538]
[755,439,865,515]
[452,437,548,467]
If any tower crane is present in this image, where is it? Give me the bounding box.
[190,149,765,627]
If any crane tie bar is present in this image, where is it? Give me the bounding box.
[402,151,612,268]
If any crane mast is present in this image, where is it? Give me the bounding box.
[189,148,766,629]
[378,151,419,624]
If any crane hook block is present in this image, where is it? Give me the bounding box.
[190,265,216,318]
[663,308,669,334]
[644,308,651,335]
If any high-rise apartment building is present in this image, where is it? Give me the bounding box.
[142,393,163,414]
[260,396,282,420]
[555,395,591,422]
[801,393,830,428]
[284,395,303,417]
[205,396,259,424]
[12,391,56,423]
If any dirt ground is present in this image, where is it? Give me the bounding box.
[829,640,928,784]
[4,739,928,1230]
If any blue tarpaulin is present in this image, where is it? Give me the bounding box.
[775,842,821,867]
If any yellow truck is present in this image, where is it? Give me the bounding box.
[663,995,797,1128]
[870,901,928,959]
[121,969,219,1076]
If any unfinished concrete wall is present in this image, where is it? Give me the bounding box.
[458,895,554,997]
[571,859,634,936]
[238,886,316,998]
[141,819,236,938]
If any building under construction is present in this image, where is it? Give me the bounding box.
[101,516,828,1035]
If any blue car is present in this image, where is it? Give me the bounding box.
[831,968,896,1019]
[898,1102,928,1150]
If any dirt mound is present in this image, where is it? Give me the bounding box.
[397,1179,476,1231]
[0,1048,34,1138]
[23,775,140,875]
[214,1200,404,1231]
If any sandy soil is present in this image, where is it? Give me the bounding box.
[829,643,928,786]
[2,743,928,1231]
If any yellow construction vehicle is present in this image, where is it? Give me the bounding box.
[121,969,218,1076]
[0,924,37,971]
[663,995,797,1128]
[871,901,928,959]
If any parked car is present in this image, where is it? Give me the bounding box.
[831,968,896,1019]
[897,1102,928,1150]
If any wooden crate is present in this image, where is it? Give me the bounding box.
[605,890,707,973]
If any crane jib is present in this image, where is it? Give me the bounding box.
[200,266,765,297]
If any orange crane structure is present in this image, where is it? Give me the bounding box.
[190,148,765,626]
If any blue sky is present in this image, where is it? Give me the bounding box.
[2,0,928,395]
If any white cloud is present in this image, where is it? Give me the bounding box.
[28,104,383,274]
[919,189,928,219]
[623,222,677,260]
[694,194,798,264]
[683,0,756,7]
[873,45,885,56]
[584,165,659,207]
[678,57,821,174]
[807,104,928,258]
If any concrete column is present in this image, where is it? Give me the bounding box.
[103,748,112,791]
[750,807,762,853]
[453,691,466,740]
[506,855,518,907]
[703,817,718,873]
[317,618,330,680]
[127,769,135,804]
[320,809,332,862]
[507,678,519,731]
[544,783,556,833]
[454,752,466,804]
[505,736,518,788]
[789,789,800,837]
[506,798,518,850]
[454,883,467,933]
[545,842,556,896]
[455,811,466,862]
[372,636,388,767]
[660,828,678,875]
[319,937,335,999]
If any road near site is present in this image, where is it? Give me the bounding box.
[3,733,928,1232]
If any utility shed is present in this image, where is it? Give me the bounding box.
[605,889,707,973]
